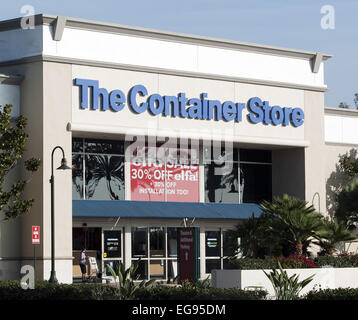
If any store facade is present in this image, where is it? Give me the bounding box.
[0,14,356,283]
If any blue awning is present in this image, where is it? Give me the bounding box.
[73,200,261,220]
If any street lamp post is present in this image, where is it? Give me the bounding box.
[49,146,71,283]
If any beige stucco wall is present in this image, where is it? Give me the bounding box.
[0,61,72,282]
[42,61,72,282]
[303,91,326,214]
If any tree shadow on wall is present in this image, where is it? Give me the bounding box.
[326,148,358,218]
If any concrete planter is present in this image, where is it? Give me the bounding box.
[212,267,358,297]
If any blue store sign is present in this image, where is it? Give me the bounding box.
[74,78,304,127]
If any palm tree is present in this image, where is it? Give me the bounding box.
[261,194,323,256]
[233,213,264,257]
[315,218,356,255]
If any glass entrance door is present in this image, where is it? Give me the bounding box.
[102,229,123,277]
[72,227,101,278]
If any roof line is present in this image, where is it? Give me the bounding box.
[0,13,332,61]
[325,107,358,116]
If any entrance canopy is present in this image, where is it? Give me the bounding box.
[73,200,261,219]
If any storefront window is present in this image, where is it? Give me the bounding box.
[132,260,148,280]
[72,138,84,153]
[73,227,101,252]
[72,138,125,200]
[85,138,124,154]
[222,230,232,257]
[206,259,221,274]
[167,228,178,257]
[132,227,148,258]
[85,155,124,200]
[72,154,84,200]
[239,149,272,204]
[204,145,239,204]
[168,260,178,279]
[150,260,166,279]
[204,146,272,204]
[150,227,165,257]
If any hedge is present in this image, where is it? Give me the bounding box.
[227,255,316,270]
[227,254,358,270]
[314,255,358,268]
[304,288,358,300]
[0,280,121,300]
[134,286,267,300]
[0,281,267,300]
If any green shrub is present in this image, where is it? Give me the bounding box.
[106,260,155,300]
[133,286,267,300]
[304,288,358,300]
[0,280,266,300]
[0,280,120,300]
[313,256,352,268]
[0,280,267,301]
[228,254,358,270]
[228,255,316,270]
[313,254,358,268]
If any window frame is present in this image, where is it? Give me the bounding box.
[72,138,125,200]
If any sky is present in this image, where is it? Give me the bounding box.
[0,0,357,108]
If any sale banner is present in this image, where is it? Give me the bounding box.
[165,163,199,202]
[130,161,165,201]
[130,161,199,202]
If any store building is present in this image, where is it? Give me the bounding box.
[0,14,356,283]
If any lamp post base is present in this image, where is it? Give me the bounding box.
[49,271,58,283]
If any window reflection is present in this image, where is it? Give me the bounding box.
[150,260,166,279]
[85,155,124,200]
[206,259,221,274]
[205,231,221,257]
[72,138,84,153]
[205,162,239,203]
[132,227,148,257]
[132,260,148,280]
[85,139,124,154]
[168,260,178,279]
[72,154,83,200]
[240,163,272,204]
[167,228,178,257]
[150,227,165,257]
[72,138,125,201]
